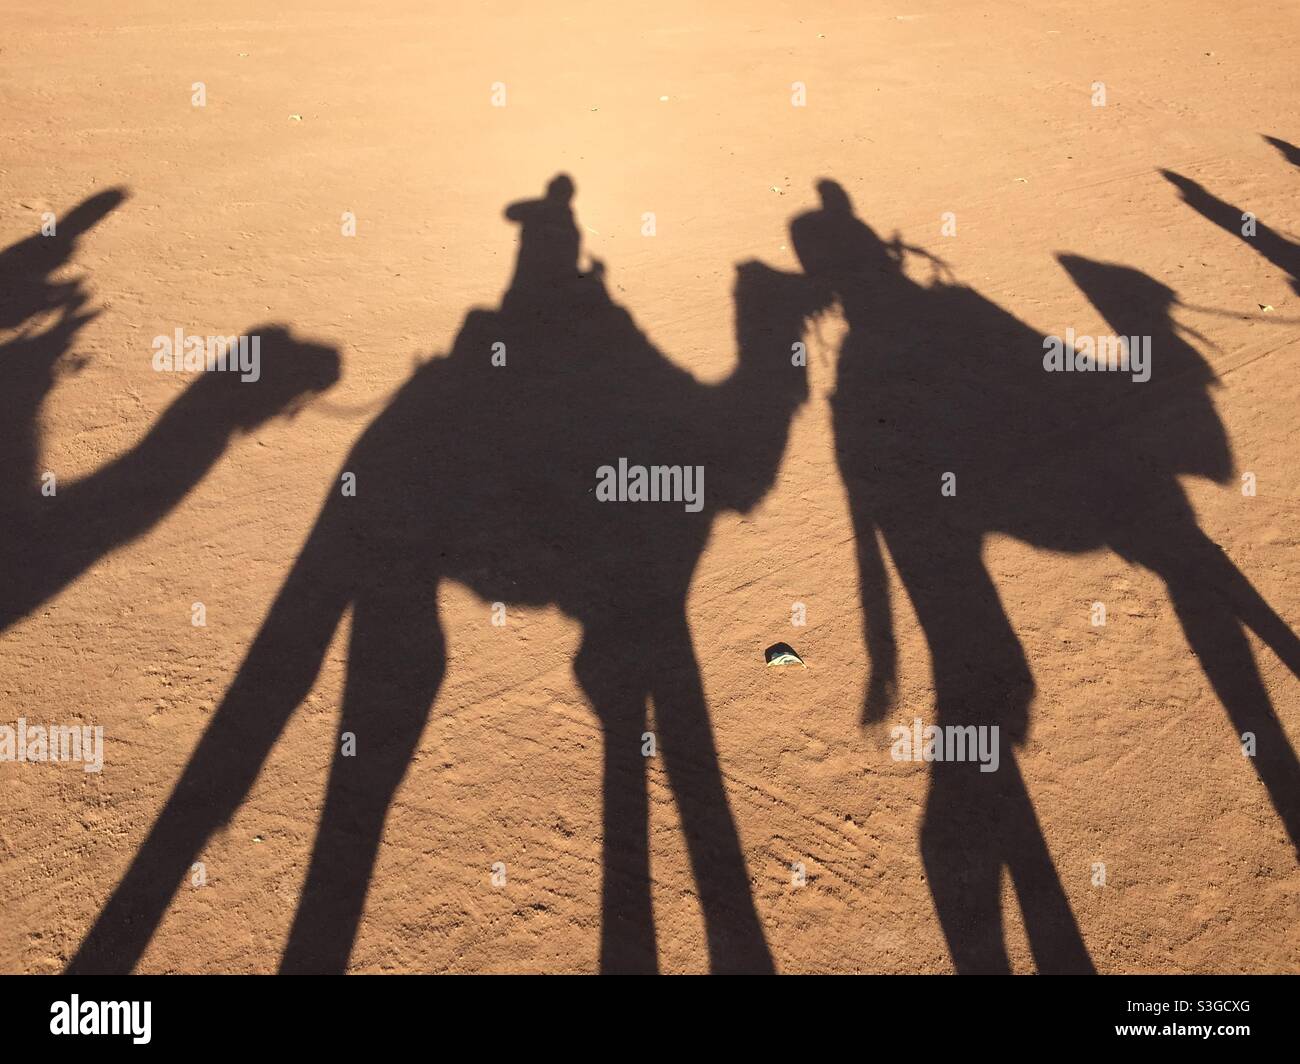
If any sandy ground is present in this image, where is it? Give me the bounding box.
[1,1,1298,973]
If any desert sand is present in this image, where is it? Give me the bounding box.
[1,1,1297,973]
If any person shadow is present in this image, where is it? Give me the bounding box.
[0,188,342,635]
[790,179,1300,973]
[67,173,830,974]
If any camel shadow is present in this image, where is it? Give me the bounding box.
[792,179,1300,973]
[1161,133,1300,294]
[68,174,829,974]
[0,188,342,635]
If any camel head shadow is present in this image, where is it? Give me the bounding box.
[0,187,342,636]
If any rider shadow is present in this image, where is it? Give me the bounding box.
[68,174,828,974]
[791,179,1300,973]
[0,188,341,635]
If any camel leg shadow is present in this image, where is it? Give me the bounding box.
[577,608,774,974]
[67,522,353,973]
[575,626,657,974]
[1117,510,1300,858]
[281,575,445,973]
[886,526,1095,974]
